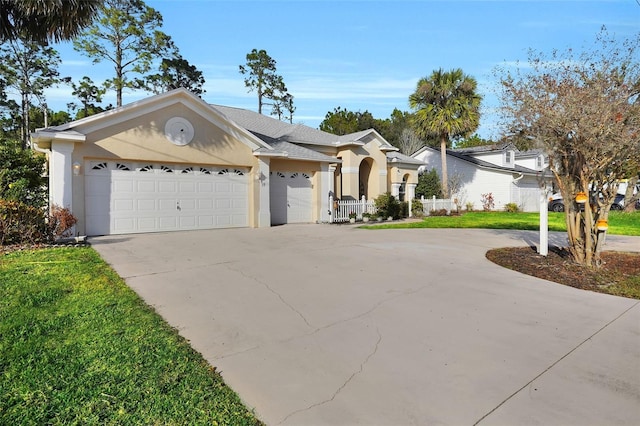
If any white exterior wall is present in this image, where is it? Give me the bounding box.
[415,147,541,211]
[469,152,504,167]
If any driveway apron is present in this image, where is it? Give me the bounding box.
[91,227,640,425]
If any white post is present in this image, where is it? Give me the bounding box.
[255,157,271,227]
[408,198,412,218]
[361,195,366,217]
[539,187,548,256]
[329,195,334,223]
[49,141,75,210]
[432,195,436,213]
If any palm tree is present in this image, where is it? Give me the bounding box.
[409,68,482,197]
[0,0,102,43]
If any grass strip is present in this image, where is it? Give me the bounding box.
[363,211,640,236]
[0,247,262,425]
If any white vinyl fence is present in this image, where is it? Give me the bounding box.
[330,196,376,223]
[418,196,456,215]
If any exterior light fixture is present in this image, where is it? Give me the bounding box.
[575,191,588,204]
[73,162,81,176]
[596,219,609,231]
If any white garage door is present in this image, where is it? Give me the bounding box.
[270,171,313,225]
[85,161,249,236]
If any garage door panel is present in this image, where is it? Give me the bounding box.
[158,181,177,192]
[270,171,313,225]
[85,161,249,235]
[180,182,196,192]
[113,199,134,211]
[137,199,156,211]
[137,180,156,192]
[114,217,135,233]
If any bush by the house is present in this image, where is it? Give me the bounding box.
[0,201,77,246]
[411,199,424,217]
[430,208,449,216]
[0,200,47,245]
[374,192,401,219]
[504,202,520,213]
[0,140,47,208]
[415,168,443,199]
[399,201,409,218]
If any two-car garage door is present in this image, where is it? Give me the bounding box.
[85,161,249,236]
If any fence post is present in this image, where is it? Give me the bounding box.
[361,195,366,218]
[432,195,436,213]
[408,197,412,218]
[329,195,334,223]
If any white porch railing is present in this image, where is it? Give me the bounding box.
[419,196,456,215]
[330,195,376,223]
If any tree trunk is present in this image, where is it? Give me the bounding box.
[21,91,29,150]
[623,176,639,212]
[440,134,449,197]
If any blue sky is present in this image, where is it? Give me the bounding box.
[44,0,640,139]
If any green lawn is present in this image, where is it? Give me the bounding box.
[365,211,640,236]
[0,247,262,425]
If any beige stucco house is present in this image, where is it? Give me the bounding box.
[31,88,420,236]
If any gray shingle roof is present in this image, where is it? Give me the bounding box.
[211,105,340,146]
[386,151,424,166]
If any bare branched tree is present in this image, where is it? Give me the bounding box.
[397,128,425,155]
[497,28,640,267]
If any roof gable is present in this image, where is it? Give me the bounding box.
[33,88,272,152]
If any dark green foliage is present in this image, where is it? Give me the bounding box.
[0,139,47,207]
[415,168,443,199]
[374,192,400,219]
[0,0,102,43]
[144,55,206,96]
[319,106,389,137]
[411,199,424,217]
[399,201,409,218]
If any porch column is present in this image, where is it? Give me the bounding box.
[50,141,75,210]
[391,182,401,199]
[318,163,335,223]
[406,183,417,201]
[256,156,271,227]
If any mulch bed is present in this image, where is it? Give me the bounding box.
[486,246,640,295]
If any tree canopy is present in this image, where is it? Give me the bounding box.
[73,0,175,107]
[239,49,294,120]
[409,68,482,196]
[0,38,62,148]
[498,28,640,267]
[0,0,102,43]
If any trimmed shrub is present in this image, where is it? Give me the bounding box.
[411,199,424,217]
[504,202,520,213]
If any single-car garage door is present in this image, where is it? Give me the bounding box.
[270,171,313,225]
[85,161,249,235]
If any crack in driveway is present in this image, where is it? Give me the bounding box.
[277,327,383,425]
[225,263,314,330]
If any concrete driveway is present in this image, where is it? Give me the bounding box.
[91,226,640,425]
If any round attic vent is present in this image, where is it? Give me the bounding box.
[164,117,194,146]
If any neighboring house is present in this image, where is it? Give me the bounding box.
[31,88,421,236]
[412,142,549,211]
